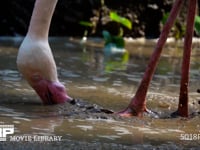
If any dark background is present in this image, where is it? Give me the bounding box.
[0,0,199,38]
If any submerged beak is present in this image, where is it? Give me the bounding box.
[31,79,72,104]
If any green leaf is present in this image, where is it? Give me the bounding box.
[102,30,112,45]
[195,15,200,35]
[161,12,170,24]
[112,36,125,48]
[79,21,93,27]
[102,30,125,48]
[109,12,132,30]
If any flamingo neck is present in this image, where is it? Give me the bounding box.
[27,0,58,39]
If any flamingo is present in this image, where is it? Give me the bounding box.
[17,0,72,104]
[119,0,197,117]
[17,0,196,118]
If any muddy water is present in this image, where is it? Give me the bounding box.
[0,37,200,149]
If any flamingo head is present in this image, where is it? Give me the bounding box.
[17,36,72,104]
[29,74,72,104]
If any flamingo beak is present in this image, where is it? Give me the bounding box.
[31,79,72,104]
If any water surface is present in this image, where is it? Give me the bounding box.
[0,37,200,149]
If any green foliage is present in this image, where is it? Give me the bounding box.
[194,15,200,36]
[161,12,169,24]
[79,5,132,50]
[161,12,185,40]
[79,21,93,27]
[162,12,200,39]
[102,30,125,48]
[102,12,131,48]
[109,12,132,30]
[111,36,125,48]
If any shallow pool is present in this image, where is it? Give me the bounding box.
[0,37,199,149]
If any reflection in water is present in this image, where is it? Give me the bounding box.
[0,37,200,149]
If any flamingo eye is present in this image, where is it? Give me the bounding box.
[31,74,42,82]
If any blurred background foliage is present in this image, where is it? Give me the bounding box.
[0,0,200,38]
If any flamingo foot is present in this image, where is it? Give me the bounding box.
[171,109,188,118]
[171,89,200,118]
[171,111,200,118]
[117,107,159,118]
[117,104,148,117]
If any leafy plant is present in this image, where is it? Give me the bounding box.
[162,12,200,39]
[79,21,93,27]
[161,12,185,40]
[109,12,132,30]
[79,11,132,50]
[102,30,124,48]
[161,12,170,25]
[79,11,132,35]
[194,15,200,36]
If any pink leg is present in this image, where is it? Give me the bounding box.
[118,0,184,117]
[176,0,197,117]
